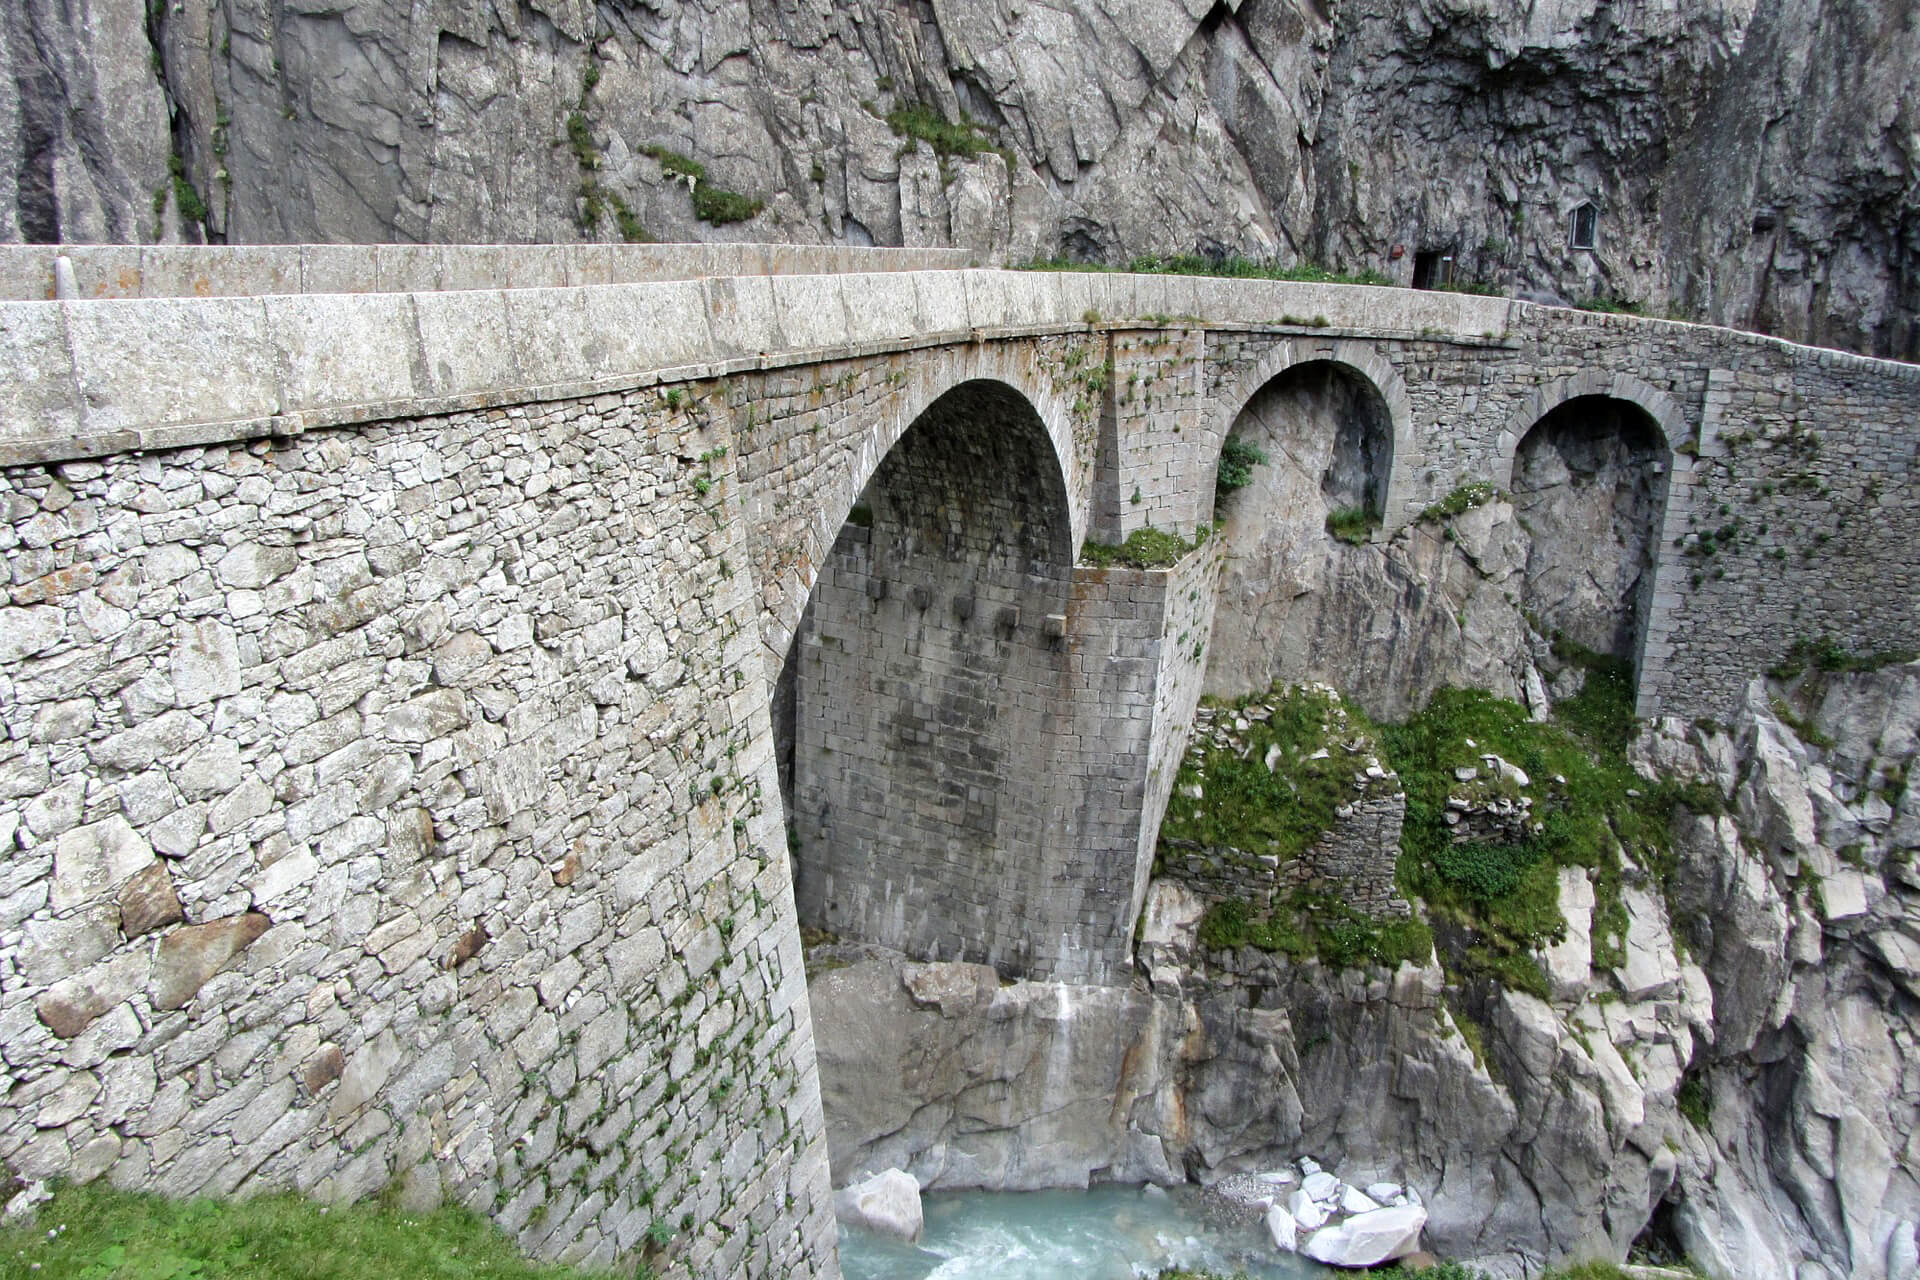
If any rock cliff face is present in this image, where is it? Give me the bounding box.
[810,664,1920,1278]
[5,0,1914,356]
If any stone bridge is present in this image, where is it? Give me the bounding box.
[1,244,1915,1277]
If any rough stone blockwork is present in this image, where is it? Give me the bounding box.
[0,395,835,1276]
[1203,309,1920,719]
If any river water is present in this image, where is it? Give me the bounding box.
[837,1186,1338,1280]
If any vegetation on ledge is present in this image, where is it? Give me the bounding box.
[1417,480,1500,524]
[1766,634,1919,680]
[640,145,765,225]
[1080,524,1209,569]
[1196,892,1435,971]
[1158,684,1365,862]
[1325,504,1380,545]
[884,103,1000,160]
[0,1182,622,1280]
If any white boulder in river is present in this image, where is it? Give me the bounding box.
[833,1168,924,1242]
[1301,1203,1427,1268]
[1266,1203,1298,1253]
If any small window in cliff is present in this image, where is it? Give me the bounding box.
[1412,250,1453,290]
[1569,202,1598,252]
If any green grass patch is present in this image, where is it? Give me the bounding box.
[642,145,764,225]
[691,185,764,225]
[1325,505,1380,545]
[1381,669,1662,959]
[0,1182,616,1280]
[1195,894,1434,972]
[1418,481,1499,524]
[1767,635,1920,681]
[1020,254,1392,287]
[885,104,997,158]
[1080,524,1208,569]
[1159,685,1368,862]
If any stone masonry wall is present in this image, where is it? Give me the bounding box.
[0,393,835,1276]
[1202,308,1920,721]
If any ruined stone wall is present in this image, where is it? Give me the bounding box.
[0,394,836,1277]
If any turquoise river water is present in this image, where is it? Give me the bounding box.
[837,1186,1338,1280]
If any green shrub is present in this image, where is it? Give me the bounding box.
[169,152,209,224]
[1216,435,1268,494]
[691,185,764,224]
[1677,1070,1711,1129]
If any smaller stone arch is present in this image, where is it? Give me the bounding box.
[1208,339,1420,532]
[1495,371,1687,489]
[1500,372,1688,677]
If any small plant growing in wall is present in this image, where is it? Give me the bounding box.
[1215,435,1268,498]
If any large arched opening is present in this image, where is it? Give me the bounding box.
[776,378,1077,977]
[1204,358,1403,700]
[1507,395,1671,667]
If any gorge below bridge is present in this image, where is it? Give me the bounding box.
[1,244,1916,1276]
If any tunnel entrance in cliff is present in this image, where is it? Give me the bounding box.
[1509,395,1669,666]
[1202,359,1396,700]
[775,379,1077,978]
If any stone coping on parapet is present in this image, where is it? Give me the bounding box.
[0,242,982,301]
[1,264,1914,469]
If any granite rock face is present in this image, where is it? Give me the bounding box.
[809,664,1920,1278]
[5,0,1915,356]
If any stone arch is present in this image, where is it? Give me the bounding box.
[778,372,1084,978]
[759,346,1085,679]
[1207,339,1419,531]
[1502,374,1680,671]
[1495,371,1684,490]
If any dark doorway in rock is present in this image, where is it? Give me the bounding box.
[784,379,1075,977]
[1510,395,1668,663]
[1412,249,1454,290]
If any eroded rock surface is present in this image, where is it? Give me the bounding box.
[810,664,1920,1278]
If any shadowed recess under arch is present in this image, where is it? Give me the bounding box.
[778,378,1079,978]
[1510,394,1671,665]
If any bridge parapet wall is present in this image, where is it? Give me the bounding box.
[0,243,980,302]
